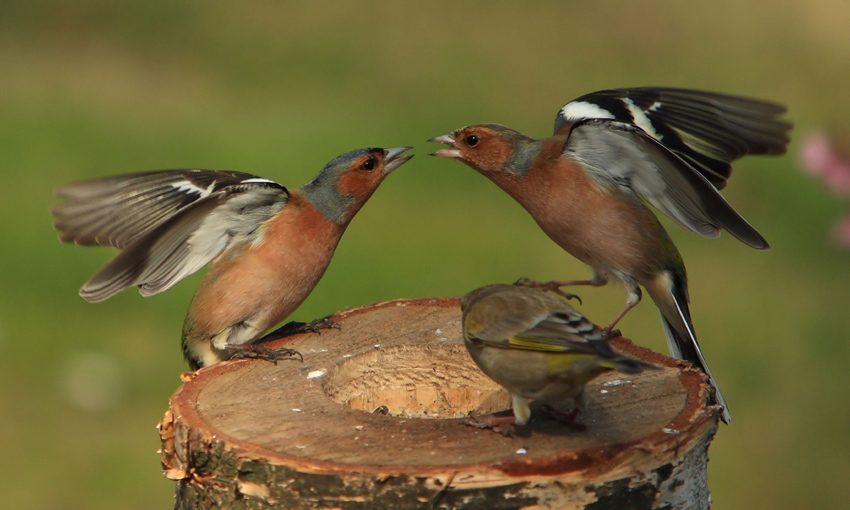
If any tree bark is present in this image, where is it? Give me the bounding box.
[159,297,720,509]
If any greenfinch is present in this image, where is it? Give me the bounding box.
[461,283,648,431]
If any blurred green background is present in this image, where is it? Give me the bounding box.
[2,1,848,508]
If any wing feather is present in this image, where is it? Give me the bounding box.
[464,289,609,356]
[52,169,280,249]
[555,87,791,189]
[564,119,769,249]
[53,169,288,301]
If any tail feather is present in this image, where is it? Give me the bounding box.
[600,357,653,374]
[661,294,732,424]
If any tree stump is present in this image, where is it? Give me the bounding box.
[159,298,721,510]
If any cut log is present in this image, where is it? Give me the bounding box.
[159,298,721,509]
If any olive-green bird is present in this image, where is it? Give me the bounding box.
[461,283,649,430]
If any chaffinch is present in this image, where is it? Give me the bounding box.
[52,147,412,370]
[461,283,647,433]
[431,87,793,423]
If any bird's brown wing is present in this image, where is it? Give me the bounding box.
[464,291,610,356]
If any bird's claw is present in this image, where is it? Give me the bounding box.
[463,411,526,437]
[514,278,582,305]
[600,327,622,340]
[301,317,341,334]
[260,317,341,342]
[228,344,304,364]
[538,404,586,431]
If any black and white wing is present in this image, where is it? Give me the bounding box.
[555,87,792,189]
[52,169,288,302]
[555,88,792,249]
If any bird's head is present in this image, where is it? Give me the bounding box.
[429,124,537,177]
[303,147,412,224]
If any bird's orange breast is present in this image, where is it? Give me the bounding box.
[188,192,346,337]
[497,146,670,282]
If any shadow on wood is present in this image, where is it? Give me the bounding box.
[159,298,720,509]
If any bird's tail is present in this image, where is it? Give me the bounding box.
[652,274,732,424]
[598,357,652,374]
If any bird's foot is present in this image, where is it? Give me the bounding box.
[538,404,586,431]
[227,343,304,364]
[297,317,341,334]
[514,278,583,305]
[600,327,622,340]
[463,411,528,437]
[260,317,341,342]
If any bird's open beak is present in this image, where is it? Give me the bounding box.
[428,134,461,159]
[384,147,414,174]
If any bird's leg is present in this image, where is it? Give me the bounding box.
[538,403,586,431]
[601,284,642,338]
[227,343,304,364]
[226,317,339,366]
[516,273,610,304]
[514,277,595,304]
[259,317,341,343]
[463,411,527,437]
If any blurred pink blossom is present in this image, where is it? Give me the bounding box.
[832,214,850,248]
[800,132,850,196]
[799,131,850,246]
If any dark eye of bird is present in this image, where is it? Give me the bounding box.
[360,157,376,171]
[465,135,479,147]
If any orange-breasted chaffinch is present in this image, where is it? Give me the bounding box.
[461,283,647,433]
[52,147,412,370]
[431,87,793,424]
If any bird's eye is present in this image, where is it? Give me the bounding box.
[465,135,479,147]
[360,157,376,171]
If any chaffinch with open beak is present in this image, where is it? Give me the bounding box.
[461,283,648,434]
[431,87,793,424]
[52,147,412,370]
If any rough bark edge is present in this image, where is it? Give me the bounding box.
[158,298,720,509]
[161,417,716,510]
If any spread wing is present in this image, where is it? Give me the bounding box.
[554,87,791,190]
[563,119,770,249]
[52,169,288,302]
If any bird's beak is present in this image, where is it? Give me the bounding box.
[428,134,461,159]
[384,147,414,174]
